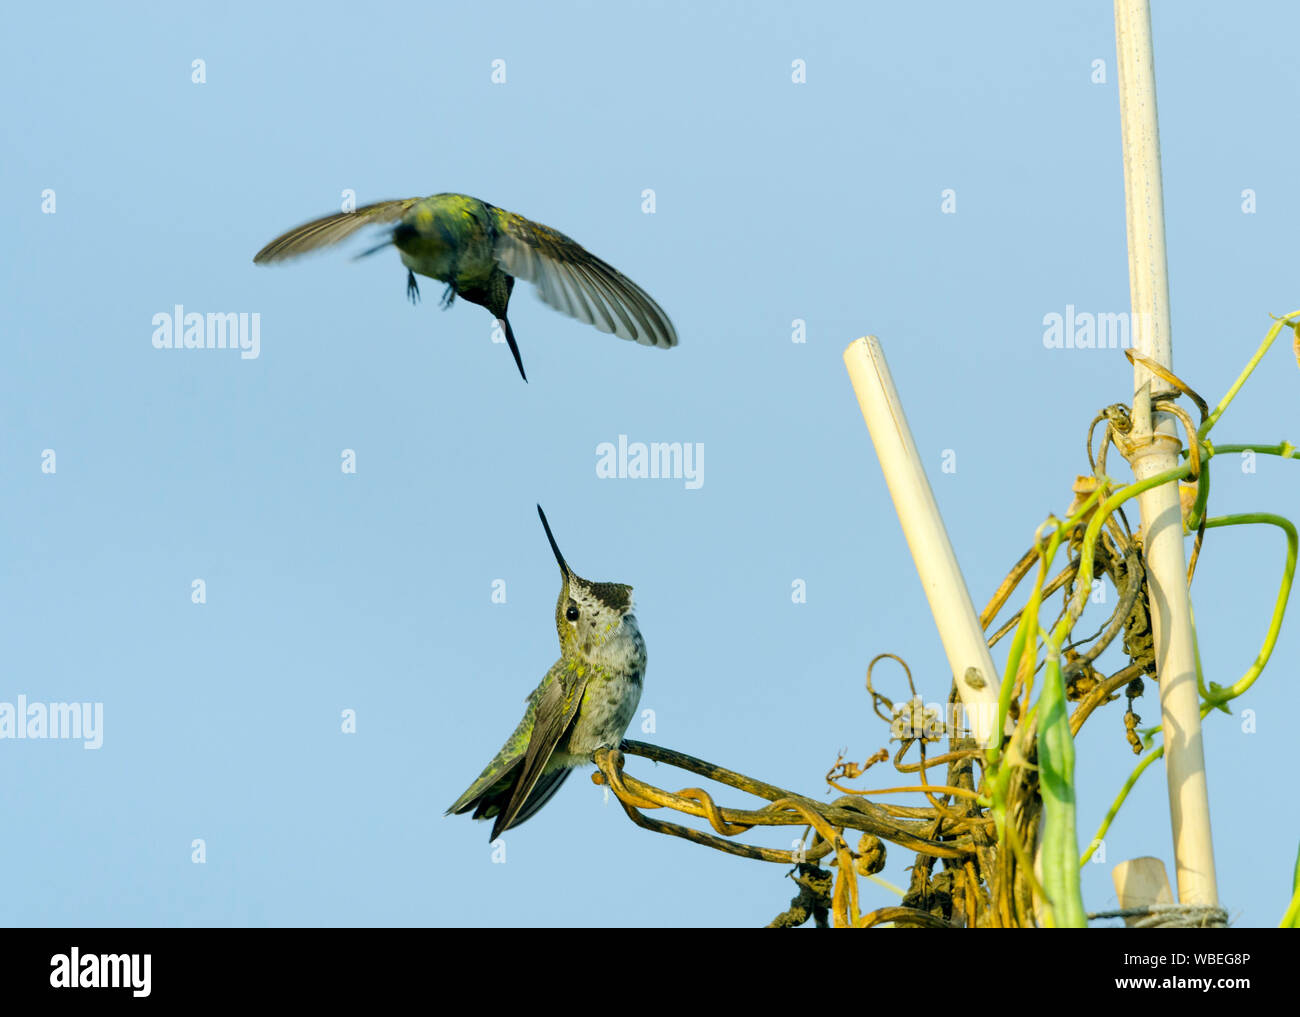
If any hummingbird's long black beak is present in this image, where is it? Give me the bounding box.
[537,505,570,578]
[352,237,394,260]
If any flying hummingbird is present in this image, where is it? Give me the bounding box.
[447,505,647,839]
[253,193,677,381]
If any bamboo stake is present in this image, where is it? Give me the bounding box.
[1114,856,1175,928]
[1113,0,1219,907]
[843,336,1000,747]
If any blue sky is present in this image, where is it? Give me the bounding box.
[1,0,1296,927]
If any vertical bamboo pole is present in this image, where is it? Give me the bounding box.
[1113,0,1219,907]
[1114,857,1175,927]
[843,336,1001,748]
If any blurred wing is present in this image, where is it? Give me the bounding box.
[490,209,677,349]
[492,666,587,838]
[253,198,420,263]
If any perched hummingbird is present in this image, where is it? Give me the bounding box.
[447,505,647,839]
[253,193,677,381]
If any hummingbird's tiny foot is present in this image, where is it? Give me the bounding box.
[406,271,420,304]
[440,283,456,310]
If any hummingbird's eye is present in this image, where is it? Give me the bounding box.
[565,604,580,622]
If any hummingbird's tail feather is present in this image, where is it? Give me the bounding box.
[494,767,572,836]
[446,760,572,840]
[492,674,586,837]
[446,757,522,818]
[500,316,527,382]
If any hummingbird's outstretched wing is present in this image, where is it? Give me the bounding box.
[253,199,421,263]
[488,207,678,350]
[491,663,588,839]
